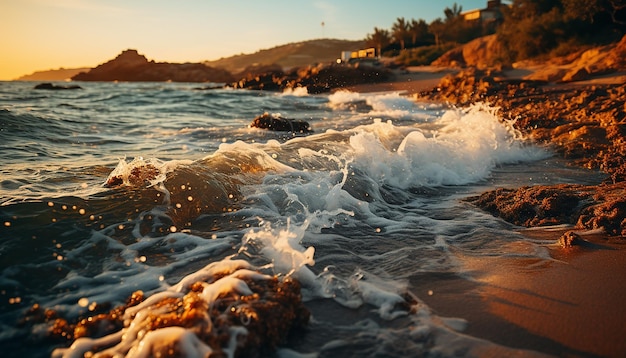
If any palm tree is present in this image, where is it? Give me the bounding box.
[429,19,445,48]
[444,3,463,22]
[391,17,410,50]
[408,18,430,46]
[365,27,391,57]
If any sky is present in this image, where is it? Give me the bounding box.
[0,0,487,80]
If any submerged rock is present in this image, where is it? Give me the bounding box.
[250,113,312,133]
[34,82,82,90]
[33,261,310,357]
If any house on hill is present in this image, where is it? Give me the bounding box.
[461,0,504,22]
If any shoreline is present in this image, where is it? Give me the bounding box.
[414,228,626,357]
[353,67,626,357]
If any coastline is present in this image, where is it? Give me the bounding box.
[351,67,626,357]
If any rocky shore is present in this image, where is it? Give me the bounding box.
[229,61,391,94]
[419,67,626,238]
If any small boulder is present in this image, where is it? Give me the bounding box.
[250,113,312,133]
[34,82,82,90]
[558,231,583,248]
[561,67,590,82]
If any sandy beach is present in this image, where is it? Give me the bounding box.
[349,68,626,357]
[417,229,626,357]
[340,66,458,95]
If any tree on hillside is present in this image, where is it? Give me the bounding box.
[408,19,432,46]
[365,27,392,56]
[561,0,626,26]
[427,3,483,46]
[392,17,411,50]
[429,19,446,48]
[497,0,626,62]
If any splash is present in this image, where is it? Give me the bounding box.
[282,86,309,96]
[349,104,549,188]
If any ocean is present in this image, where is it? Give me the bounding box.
[0,81,605,357]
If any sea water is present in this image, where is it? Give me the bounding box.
[0,81,605,357]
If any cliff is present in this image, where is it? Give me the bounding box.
[72,49,234,83]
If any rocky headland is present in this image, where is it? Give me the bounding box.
[420,35,626,239]
[72,49,235,83]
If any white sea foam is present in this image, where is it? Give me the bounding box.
[327,90,435,121]
[282,86,309,96]
[349,104,549,188]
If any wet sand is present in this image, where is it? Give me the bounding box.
[412,229,626,357]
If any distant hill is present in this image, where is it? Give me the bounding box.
[204,38,366,74]
[16,67,91,81]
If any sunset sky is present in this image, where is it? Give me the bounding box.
[1,0,487,80]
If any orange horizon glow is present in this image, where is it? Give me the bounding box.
[0,0,487,81]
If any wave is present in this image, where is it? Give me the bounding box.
[1,85,555,357]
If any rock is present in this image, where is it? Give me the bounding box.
[31,264,310,357]
[558,231,583,248]
[467,182,626,236]
[104,163,160,187]
[431,46,465,67]
[250,113,312,133]
[577,193,626,236]
[561,67,590,82]
[432,35,505,69]
[72,49,235,83]
[467,184,591,228]
[34,82,82,90]
[231,62,391,94]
